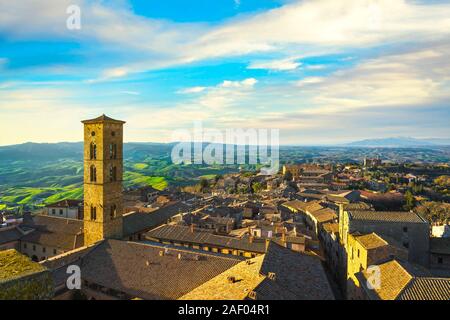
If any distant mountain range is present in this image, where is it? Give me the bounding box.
[346,137,450,147]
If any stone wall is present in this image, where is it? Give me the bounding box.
[0,270,54,300]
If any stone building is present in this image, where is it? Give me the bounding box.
[0,249,53,300]
[82,115,125,246]
[46,199,83,220]
[339,207,430,267]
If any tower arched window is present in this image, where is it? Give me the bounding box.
[90,165,97,182]
[90,206,97,221]
[109,166,117,182]
[110,204,117,219]
[109,143,117,159]
[90,142,97,160]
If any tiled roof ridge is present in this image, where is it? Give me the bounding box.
[117,239,244,263]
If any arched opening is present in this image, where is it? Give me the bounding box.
[90,142,97,160]
[90,206,97,221]
[109,166,117,182]
[109,143,117,159]
[110,204,117,219]
[90,165,97,182]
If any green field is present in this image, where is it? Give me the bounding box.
[0,154,235,210]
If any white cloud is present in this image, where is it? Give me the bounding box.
[220,78,257,88]
[178,86,207,94]
[248,58,301,71]
[121,91,140,95]
[2,0,450,78]
[296,77,324,86]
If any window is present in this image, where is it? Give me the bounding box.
[42,247,46,253]
[357,249,360,258]
[33,245,36,251]
[109,143,117,159]
[53,249,57,255]
[24,243,27,249]
[91,131,95,136]
[90,206,97,221]
[403,226,408,233]
[90,142,97,160]
[90,165,97,182]
[111,131,115,137]
[109,166,117,182]
[51,209,56,215]
[110,204,117,219]
[403,242,409,249]
[59,209,63,215]
[438,257,443,264]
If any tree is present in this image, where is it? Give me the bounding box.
[252,182,263,194]
[435,175,450,187]
[404,190,416,211]
[199,178,209,192]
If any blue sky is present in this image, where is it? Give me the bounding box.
[0,0,449,145]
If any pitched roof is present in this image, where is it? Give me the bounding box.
[0,227,23,245]
[180,241,334,300]
[45,199,82,208]
[282,200,309,212]
[344,202,373,211]
[0,249,47,283]
[309,208,337,223]
[398,277,450,300]
[355,233,388,250]
[322,223,339,234]
[358,259,450,300]
[20,215,84,250]
[360,259,413,300]
[79,239,242,299]
[81,114,125,124]
[258,242,334,300]
[347,210,426,223]
[123,201,189,236]
[146,224,267,254]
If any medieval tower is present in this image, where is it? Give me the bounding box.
[82,115,125,246]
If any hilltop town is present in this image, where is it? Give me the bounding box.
[1,115,449,300]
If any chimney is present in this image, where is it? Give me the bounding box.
[190,224,194,233]
[265,239,270,251]
[249,235,254,243]
[177,253,182,260]
[159,250,164,256]
[227,276,236,283]
[281,228,286,243]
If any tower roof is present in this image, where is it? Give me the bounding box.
[81,114,125,124]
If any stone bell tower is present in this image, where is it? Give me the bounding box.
[82,114,125,246]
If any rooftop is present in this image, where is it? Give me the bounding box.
[78,239,243,299]
[358,259,450,300]
[81,114,126,124]
[0,249,47,283]
[355,233,388,250]
[146,224,267,254]
[180,241,334,300]
[347,210,426,223]
[45,199,82,208]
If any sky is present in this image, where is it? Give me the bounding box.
[0,0,449,146]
